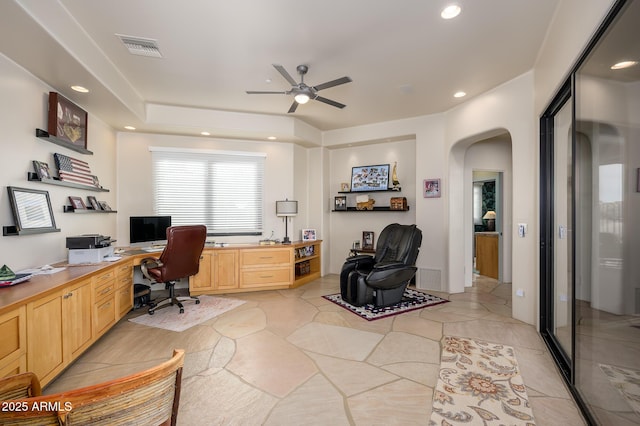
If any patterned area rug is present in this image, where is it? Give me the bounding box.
[323,288,448,321]
[129,295,245,332]
[599,364,640,417]
[430,336,536,425]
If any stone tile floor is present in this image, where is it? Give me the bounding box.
[45,274,585,425]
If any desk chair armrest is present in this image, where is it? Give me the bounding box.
[140,257,164,282]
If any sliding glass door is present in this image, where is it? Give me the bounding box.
[540,0,640,423]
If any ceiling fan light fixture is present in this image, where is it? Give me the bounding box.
[294,93,310,104]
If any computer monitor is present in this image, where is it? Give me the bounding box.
[129,216,171,246]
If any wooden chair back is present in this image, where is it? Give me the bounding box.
[0,349,184,425]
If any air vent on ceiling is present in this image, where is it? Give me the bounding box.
[116,34,162,58]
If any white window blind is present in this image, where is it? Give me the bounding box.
[151,148,265,235]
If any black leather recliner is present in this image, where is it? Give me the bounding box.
[340,223,423,307]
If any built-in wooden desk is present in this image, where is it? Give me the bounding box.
[0,240,321,385]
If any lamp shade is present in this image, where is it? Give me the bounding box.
[483,210,496,220]
[276,200,298,217]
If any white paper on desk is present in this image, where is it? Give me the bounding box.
[104,256,122,262]
[18,267,66,275]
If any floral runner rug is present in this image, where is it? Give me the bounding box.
[599,363,640,417]
[430,336,536,425]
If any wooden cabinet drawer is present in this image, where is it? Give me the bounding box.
[94,297,116,336]
[115,262,132,277]
[240,267,291,288]
[93,269,115,285]
[0,306,26,374]
[116,286,133,318]
[241,249,291,267]
[93,279,115,301]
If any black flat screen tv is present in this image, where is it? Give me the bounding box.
[129,216,171,246]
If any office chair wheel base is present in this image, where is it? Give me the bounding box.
[179,308,184,314]
[196,299,200,304]
[149,310,155,315]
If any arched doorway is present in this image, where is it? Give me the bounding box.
[448,130,513,311]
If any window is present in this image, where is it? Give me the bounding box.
[150,147,265,236]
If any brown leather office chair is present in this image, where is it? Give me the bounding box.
[141,225,207,315]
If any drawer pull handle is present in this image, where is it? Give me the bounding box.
[100,287,112,295]
[101,302,111,309]
[63,292,73,299]
[260,275,273,278]
[259,256,273,259]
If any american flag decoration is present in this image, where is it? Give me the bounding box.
[54,153,98,187]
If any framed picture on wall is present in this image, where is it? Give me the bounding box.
[350,164,390,192]
[423,178,441,198]
[7,187,58,233]
[48,92,88,149]
[334,196,347,211]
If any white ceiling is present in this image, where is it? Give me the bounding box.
[0,0,560,143]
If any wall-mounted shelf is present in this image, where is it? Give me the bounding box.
[63,206,117,213]
[36,128,93,155]
[338,188,402,194]
[332,206,410,212]
[27,173,109,192]
[3,226,61,236]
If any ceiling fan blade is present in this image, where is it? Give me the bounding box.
[314,95,346,109]
[313,76,352,91]
[287,101,299,113]
[246,90,288,94]
[273,64,298,86]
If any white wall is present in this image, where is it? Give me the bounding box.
[116,132,295,246]
[0,53,117,271]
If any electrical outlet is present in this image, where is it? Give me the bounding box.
[516,289,525,297]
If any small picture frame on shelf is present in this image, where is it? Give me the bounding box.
[362,231,375,250]
[32,161,52,180]
[87,196,100,210]
[340,182,350,192]
[69,196,86,210]
[302,229,317,241]
[334,196,347,211]
[48,92,88,149]
[98,201,112,211]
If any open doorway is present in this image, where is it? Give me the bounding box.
[463,135,512,290]
[473,171,502,281]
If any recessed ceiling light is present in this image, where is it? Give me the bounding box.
[71,85,89,93]
[267,136,277,140]
[454,91,466,98]
[201,131,211,136]
[124,126,136,130]
[611,60,638,70]
[441,4,461,19]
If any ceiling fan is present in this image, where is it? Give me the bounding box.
[246,64,352,113]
